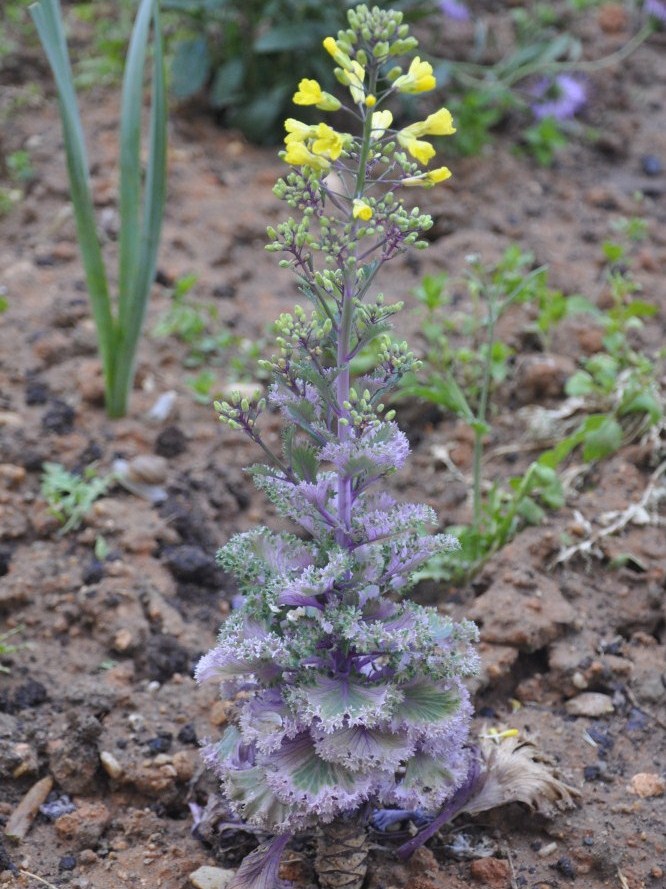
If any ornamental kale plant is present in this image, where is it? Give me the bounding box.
[195,7,480,888]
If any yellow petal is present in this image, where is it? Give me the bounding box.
[422,108,456,136]
[293,78,323,105]
[352,199,373,221]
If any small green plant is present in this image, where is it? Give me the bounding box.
[0,627,26,674]
[403,248,577,583]
[70,0,136,88]
[522,116,568,166]
[41,462,112,534]
[153,275,265,390]
[30,0,167,417]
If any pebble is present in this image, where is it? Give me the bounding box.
[59,855,77,871]
[555,856,577,879]
[155,424,187,457]
[627,772,665,798]
[565,692,614,717]
[100,751,124,780]
[113,455,168,504]
[41,398,76,434]
[189,866,236,889]
[641,154,663,177]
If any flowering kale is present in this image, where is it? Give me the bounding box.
[196,5,478,886]
[530,74,587,121]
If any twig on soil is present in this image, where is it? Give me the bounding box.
[19,871,60,889]
[501,844,519,889]
[617,868,631,889]
[550,460,666,568]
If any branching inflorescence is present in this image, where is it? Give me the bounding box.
[196,6,479,886]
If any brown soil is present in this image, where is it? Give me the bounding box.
[1,7,666,889]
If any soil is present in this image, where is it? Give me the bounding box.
[1,5,666,889]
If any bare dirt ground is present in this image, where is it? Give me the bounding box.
[1,6,665,889]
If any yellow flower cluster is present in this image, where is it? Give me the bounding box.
[283,36,456,198]
[397,108,456,165]
[283,118,351,171]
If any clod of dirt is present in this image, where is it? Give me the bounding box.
[81,558,105,585]
[54,800,111,850]
[469,857,511,888]
[8,679,48,713]
[155,425,188,458]
[139,633,192,682]
[24,378,50,405]
[514,353,576,404]
[41,398,75,434]
[469,571,576,651]
[48,713,102,795]
[163,544,221,587]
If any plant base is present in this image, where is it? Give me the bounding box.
[315,818,369,889]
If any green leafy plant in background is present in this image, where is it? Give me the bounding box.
[408,231,662,585]
[162,0,438,143]
[404,248,575,583]
[40,462,113,534]
[30,0,167,418]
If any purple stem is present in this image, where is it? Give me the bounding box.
[396,749,482,859]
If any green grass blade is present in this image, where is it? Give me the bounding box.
[109,0,167,416]
[117,0,155,323]
[29,0,114,380]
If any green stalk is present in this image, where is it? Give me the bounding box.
[336,102,376,544]
[472,292,497,530]
[29,0,114,386]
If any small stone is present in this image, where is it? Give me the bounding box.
[188,865,236,889]
[641,154,662,177]
[583,765,602,782]
[146,734,172,755]
[598,3,628,32]
[556,856,577,879]
[177,723,198,745]
[0,464,26,488]
[470,857,510,888]
[565,692,614,717]
[100,751,124,780]
[627,772,665,798]
[164,544,219,586]
[59,855,77,871]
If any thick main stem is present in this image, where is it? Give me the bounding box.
[335,102,376,547]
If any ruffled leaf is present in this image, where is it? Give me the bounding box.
[225,765,293,831]
[288,675,401,729]
[391,680,460,726]
[314,724,415,771]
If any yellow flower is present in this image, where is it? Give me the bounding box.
[365,94,377,108]
[347,61,366,105]
[392,57,436,94]
[401,107,456,139]
[352,199,373,221]
[371,109,393,139]
[284,118,316,143]
[397,132,436,165]
[292,78,341,111]
[311,123,348,161]
[402,166,452,187]
[322,36,353,71]
[283,141,331,171]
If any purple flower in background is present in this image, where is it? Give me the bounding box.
[439,0,470,20]
[645,0,666,23]
[530,74,587,121]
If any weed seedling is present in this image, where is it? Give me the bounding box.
[41,462,112,534]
